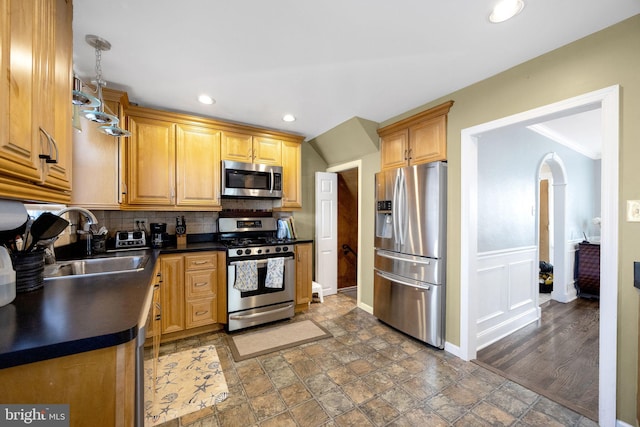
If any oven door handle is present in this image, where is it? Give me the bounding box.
[229,304,294,320]
[229,256,294,267]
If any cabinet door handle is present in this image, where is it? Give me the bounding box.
[195,310,208,316]
[194,282,208,287]
[48,136,59,164]
[192,260,207,265]
[407,148,412,160]
[38,128,52,161]
[403,149,408,161]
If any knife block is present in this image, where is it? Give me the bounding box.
[176,234,187,249]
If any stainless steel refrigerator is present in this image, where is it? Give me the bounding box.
[374,161,446,348]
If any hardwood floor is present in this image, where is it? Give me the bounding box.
[474,298,599,421]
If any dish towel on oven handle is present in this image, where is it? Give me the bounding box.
[234,260,258,291]
[265,257,285,288]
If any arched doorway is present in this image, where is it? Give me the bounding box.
[536,152,571,303]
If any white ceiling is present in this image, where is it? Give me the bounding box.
[72,1,640,141]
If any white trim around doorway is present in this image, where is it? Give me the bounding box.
[460,85,619,425]
[327,160,365,311]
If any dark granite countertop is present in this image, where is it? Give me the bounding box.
[0,236,313,370]
[0,249,159,369]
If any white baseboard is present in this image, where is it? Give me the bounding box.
[357,302,373,314]
[476,307,539,350]
[444,341,461,358]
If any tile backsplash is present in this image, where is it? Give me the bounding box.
[93,199,283,236]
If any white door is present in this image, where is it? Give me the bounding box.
[315,172,337,296]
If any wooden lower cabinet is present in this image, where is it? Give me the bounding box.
[0,339,136,427]
[160,254,185,334]
[295,243,313,312]
[156,251,226,340]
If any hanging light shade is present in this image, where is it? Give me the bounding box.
[79,34,130,137]
[99,125,131,137]
[72,76,100,108]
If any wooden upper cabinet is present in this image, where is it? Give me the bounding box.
[378,101,453,171]
[221,131,253,163]
[221,133,282,165]
[0,0,8,166]
[176,124,221,207]
[1,0,40,183]
[71,90,125,208]
[275,140,302,210]
[379,129,409,171]
[126,116,176,206]
[0,0,72,202]
[253,136,282,165]
[43,0,73,191]
[409,115,447,165]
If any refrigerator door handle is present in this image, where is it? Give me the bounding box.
[399,171,407,246]
[392,172,400,249]
[376,249,432,265]
[375,270,431,291]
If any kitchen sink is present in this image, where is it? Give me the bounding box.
[44,255,149,280]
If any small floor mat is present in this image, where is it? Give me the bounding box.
[144,345,228,426]
[227,319,332,362]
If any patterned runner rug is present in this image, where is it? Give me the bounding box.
[144,345,229,426]
[227,319,332,362]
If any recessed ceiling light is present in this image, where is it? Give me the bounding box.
[489,0,524,23]
[198,94,215,105]
[282,114,296,122]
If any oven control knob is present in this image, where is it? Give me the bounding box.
[265,248,270,253]
[236,249,243,256]
[244,249,251,255]
[275,247,281,252]
[257,249,262,254]
[283,246,289,252]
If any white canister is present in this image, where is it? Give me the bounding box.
[0,247,16,307]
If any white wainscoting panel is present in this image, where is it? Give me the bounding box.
[476,246,539,350]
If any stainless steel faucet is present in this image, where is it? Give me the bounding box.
[54,207,99,257]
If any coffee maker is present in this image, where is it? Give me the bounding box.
[150,223,168,248]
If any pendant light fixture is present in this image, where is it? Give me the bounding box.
[79,34,131,137]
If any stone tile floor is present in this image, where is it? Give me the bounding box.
[147,293,598,427]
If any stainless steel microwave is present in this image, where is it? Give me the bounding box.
[221,160,283,198]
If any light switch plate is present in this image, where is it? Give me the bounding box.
[627,200,640,222]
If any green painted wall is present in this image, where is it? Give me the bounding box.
[377,14,640,423]
[299,14,640,422]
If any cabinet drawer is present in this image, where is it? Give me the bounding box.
[185,270,217,298]
[185,298,217,328]
[185,253,217,271]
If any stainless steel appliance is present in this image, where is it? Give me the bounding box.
[115,230,147,249]
[374,161,447,348]
[218,216,295,331]
[221,160,283,199]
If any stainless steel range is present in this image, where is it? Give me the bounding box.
[218,216,295,331]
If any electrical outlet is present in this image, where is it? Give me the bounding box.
[627,201,640,222]
[133,217,148,230]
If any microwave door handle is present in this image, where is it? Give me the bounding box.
[270,168,274,194]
